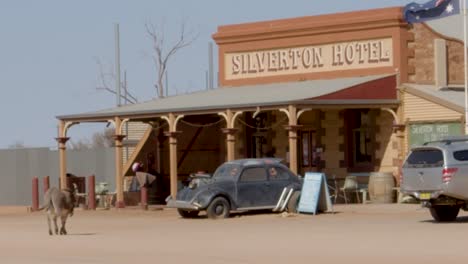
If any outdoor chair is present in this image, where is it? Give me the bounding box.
[326,174,340,204]
[339,176,361,204]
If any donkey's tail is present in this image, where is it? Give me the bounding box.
[37,201,51,211]
[37,205,48,211]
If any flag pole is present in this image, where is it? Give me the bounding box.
[464,0,468,134]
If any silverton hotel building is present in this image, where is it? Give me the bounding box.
[57,4,467,207]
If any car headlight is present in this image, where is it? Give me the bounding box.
[188,180,198,189]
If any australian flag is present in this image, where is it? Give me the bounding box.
[404,0,460,24]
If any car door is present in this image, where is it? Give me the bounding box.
[267,166,293,203]
[236,166,271,208]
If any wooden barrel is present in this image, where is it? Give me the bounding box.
[368,172,395,203]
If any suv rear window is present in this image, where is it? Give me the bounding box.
[453,150,468,161]
[404,149,444,168]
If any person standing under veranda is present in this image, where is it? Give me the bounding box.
[129,162,144,192]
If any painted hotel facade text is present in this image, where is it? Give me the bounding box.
[226,38,393,80]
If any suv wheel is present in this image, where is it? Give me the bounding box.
[177,209,199,218]
[207,197,230,219]
[430,205,460,222]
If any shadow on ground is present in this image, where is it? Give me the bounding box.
[420,216,468,224]
[67,233,98,236]
[176,209,340,220]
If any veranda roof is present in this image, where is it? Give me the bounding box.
[57,74,398,122]
[401,83,465,113]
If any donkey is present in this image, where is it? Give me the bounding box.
[40,187,76,235]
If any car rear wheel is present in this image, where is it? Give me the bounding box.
[287,191,301,213]
[177,209,200,218]
[430,205,460,222]
[207,197,230,219]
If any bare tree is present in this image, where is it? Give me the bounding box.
[68,128,115,150]
[146,20,197,98]
[95,58,138,104]
[68,139,91,150]
[91,128,115,148]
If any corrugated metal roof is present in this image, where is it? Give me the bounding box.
[402,83,465,112]
[58,74,395,121]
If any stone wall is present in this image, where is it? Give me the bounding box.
[321,110,346,178]
[446,36,464,85]
[374,110,398,175]
[408,24,464,85]
[408,24,435,84]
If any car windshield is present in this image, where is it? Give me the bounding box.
[212,163,241,179]
[404,148,444,168]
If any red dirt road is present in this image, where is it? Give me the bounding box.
[0,204,467,264]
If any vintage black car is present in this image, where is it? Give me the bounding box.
[166,158,302,219]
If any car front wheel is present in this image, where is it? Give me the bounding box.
[429,205,460,222]
[207,197,230,219]
[177,209,200,218]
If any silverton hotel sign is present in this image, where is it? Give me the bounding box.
[225,38,393,80]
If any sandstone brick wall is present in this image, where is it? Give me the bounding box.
[408,24,435,84]
[446,37,464,85]
[321,110,347,178]
[375,110,398,175]
[408,24,464,85]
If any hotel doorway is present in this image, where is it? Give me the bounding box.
[299,130,320,173]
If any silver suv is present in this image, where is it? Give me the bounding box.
[401,136,468,222]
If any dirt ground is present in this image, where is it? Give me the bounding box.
[1,204,468,264]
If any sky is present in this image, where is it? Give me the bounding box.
[0,0,414,149]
